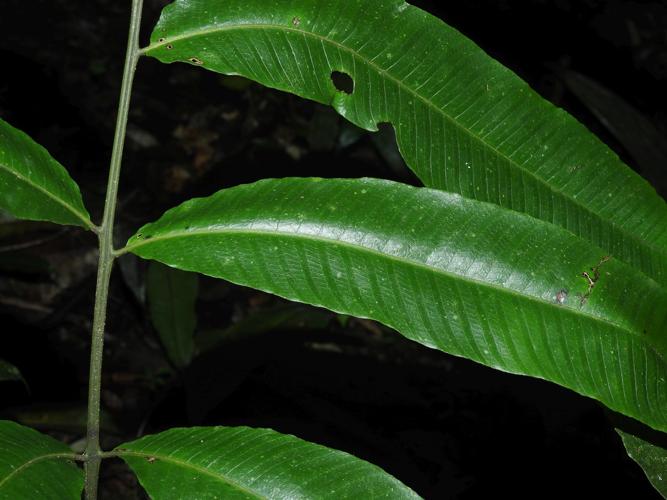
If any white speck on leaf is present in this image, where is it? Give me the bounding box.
[555,289,568,305]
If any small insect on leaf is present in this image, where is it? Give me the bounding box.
[579,255,611,304]
[146,456,157,463]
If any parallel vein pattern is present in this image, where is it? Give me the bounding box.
[0,420,83,500]
[0,118,92,229]
[617,430,667,498]
[145,0,667,285]
[124,178,667,432]
[117,426,419,499]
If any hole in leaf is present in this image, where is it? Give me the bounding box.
[331,71,354,94]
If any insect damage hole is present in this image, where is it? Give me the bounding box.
[331,71,354,94]
[189,57,204,65]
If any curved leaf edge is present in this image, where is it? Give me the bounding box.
[113,425,420,499]
[0,420,83,497]
[617,429,667,498]
[120,177,667,434]
[0,118,94,231]
[142,0,667,286]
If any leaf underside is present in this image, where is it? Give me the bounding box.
[124,177,667,432]
[145,0,667,286]
[0,118,92,229]
[0,420,83,500]
[117,426,420,499]
[147,261,198,367]
[617,430,667,498]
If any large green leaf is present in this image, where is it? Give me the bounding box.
[121,178,667,432]
[0,118,93,230]
[617,430,667,498]
[0,420,83,500]
[116,426,419,498]
[144,0,667,286]
[147,261,199,367]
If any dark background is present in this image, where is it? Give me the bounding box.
[1,0,666,498]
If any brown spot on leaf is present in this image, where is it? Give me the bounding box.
[579,255,611,305]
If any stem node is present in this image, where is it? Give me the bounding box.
[84,1,144,498]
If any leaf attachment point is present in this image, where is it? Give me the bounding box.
[0,420,83,500]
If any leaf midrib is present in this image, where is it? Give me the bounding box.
[143,23,667,267]
[0,161,93,230]
[117,450,265,499]
[121,225,665,365]
[0,452,77,490]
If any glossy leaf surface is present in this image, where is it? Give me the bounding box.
[124,178,667,432]
[617,430,667,498]
[116,426,419,499]
[147,261,198,367]
[0,420,83,500]
[0,118,93,230]
[145,0,667,286]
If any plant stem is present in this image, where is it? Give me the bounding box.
[84,0,144,498]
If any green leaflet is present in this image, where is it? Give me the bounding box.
[147,261,199,367]
[116,426,420,499]
[122,177,667,432]
[0,420,83,500]
[0,119,93,230]
[617,430,667,498]
[144,0,667,286]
